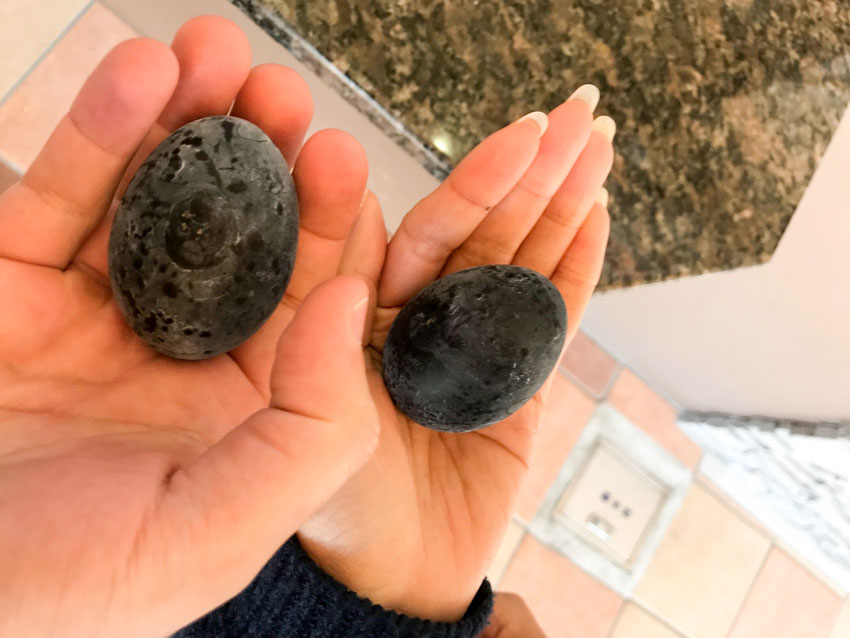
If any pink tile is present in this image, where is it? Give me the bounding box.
[500,534,622,638]
[729,548,844,638]
[608,369,701,469]
[514,373,596,521]
[0,160,18,195]
[0,3,137,170]
[560,330,618,397]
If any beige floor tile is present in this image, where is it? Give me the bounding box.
[500,534,622,638]
[0,3,136,171]
[608,368,701,469]
[0,159,19,195]
[514,373,596,521]
[830,601,850,638]
[560,330,618,397]
[610,602,685,638]
[486,520,525,586]
[729,548,843,638]
[0,0,90,101]
[633,483,771,638]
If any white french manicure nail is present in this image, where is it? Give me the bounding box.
[517,111,549,137]
[567,84,600,112]
[596,187,609,208]
[592,115,616,141]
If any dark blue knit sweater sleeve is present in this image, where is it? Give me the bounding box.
[172,535,493,638]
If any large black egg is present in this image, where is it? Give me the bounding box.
[108,116,298,359]
[382,265,567,432]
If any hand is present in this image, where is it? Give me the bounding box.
[0,18,380,638]
[480,592,547,638]
[298,97,614,619]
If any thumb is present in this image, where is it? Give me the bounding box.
[156,276,377,615]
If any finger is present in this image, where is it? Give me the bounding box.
[551,202,611,342]
[74,16,252,279]
[338,190,387,343]
[378,113,546,308]
[443,99,593,274]
[158,277,377,615]
[231,63,313,167]
[0,39,178,268]
[229,130,368,392]
[513,121,615,277]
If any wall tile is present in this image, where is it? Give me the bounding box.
[608,368,701,469]
[729,548,843,638]
[634,483,771,638]
[609,602,685,638]
[514,373,596,521]
[0,3,136,171]
[560,330,618,397]
[500,534,622,638]
[0,0,90,101]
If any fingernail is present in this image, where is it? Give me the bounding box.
[592,115,616,141]
[351,296,369,344]
[567,84,600,112]
[516,111,548,137]
[595,187,609,208]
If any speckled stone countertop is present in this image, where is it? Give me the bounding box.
[232,0,850,289]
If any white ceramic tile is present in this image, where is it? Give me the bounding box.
[0,0,90,101]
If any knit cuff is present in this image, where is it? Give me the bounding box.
[173,535,494,638]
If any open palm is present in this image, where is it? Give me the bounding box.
[299,95,614,621]
[0,19,383,637]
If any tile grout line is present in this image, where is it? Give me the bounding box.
[629,599,691,638]
[723,539,774,637]
[0,0,95,112]
[602,599,627,638]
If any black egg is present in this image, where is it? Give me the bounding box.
[382,265,567,432]
[108,116,298,359]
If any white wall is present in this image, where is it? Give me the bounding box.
[583,104,850,421]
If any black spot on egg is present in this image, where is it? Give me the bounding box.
[382,265,567,432]
[107,116,299,360]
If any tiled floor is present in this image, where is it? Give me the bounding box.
[609,602,685,638]
[559,331,619,398]
[486,519,525,585]
[499,534,623,637]
[633,483,772,638]
[729,548,844,638]
[608,368,702,469]
[0,160,18,195]
[514,372,596,521]
[831,602,850,638]
[0,0,90,101]
[0,3,136,172]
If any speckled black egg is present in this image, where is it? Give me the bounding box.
[382,265,567,432]
[108,116,298,359]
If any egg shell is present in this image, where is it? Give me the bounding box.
[382,265,567,432]
[108,116,298,359]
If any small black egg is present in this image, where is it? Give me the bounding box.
[108,116,298,359]
[382,265,567,432]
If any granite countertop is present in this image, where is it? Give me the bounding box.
[232,0,850,289]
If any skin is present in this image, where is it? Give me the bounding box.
[0,15,612,638]
[480,593,547,638]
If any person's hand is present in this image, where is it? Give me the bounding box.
[0,17,381,638]
[298,95,614,620]
[480,592,547,638]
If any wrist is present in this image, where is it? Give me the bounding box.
[295,531,481,622]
